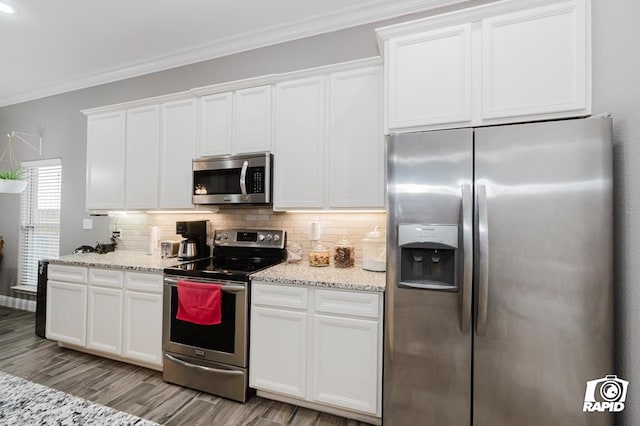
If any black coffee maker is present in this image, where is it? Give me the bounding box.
[176,220,210,261]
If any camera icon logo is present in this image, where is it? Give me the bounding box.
[583,375,629,413]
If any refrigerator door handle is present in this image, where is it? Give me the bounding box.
[476,184,489,336]
[460,184,473,334]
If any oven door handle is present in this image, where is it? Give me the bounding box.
[163,277,246,292]
[164,353,244,377]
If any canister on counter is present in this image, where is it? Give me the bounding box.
[286,241,303,264]
[334,236,355,268]
[309,241,330,267]
[362,226,386,272]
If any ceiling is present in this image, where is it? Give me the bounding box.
[0,0,466,108]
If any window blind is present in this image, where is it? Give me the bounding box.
[18,159,62,287]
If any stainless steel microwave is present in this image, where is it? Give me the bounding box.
[192,152,272,205]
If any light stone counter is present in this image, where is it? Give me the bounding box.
[250,262,386,293]
[46,250,182,273]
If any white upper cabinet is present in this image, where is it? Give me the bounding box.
[481,0,588,120]
[125,105,160,209]
[234,85,272,154]
[86,111,126,210]
[386,23,472,130]
[159,98,197,208]
[83,58,383,211]
[198,92,233,156]
[274,62,384,211]
[274,76,326,209]
[377,0,590,132]
[198,85,272,157]
[328,66,385,209]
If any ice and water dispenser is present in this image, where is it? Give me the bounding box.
[398,224,459,291]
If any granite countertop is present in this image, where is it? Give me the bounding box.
[46,250,182,273]
[250,262,386,293]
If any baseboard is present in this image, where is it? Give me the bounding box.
[256,390,381,425]
[0,295,36,312]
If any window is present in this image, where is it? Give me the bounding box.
[18,159,62,287]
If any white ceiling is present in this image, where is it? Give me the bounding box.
[0,0,466,108]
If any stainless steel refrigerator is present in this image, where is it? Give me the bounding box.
[384,116,614,425]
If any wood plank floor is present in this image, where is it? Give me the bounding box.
[0,307,369,425]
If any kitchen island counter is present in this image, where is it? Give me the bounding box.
[250,262,386,293]
[46,250,181,273]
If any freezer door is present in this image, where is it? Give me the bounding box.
[473,117,614,425]
[384,129,473,425]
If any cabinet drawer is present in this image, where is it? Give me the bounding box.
[252,283,308,310]
[314,289,380,319]
[124,272,163,294]
[88,268,124,289]
[48,264,88,284]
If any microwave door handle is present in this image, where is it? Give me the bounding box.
[240,160,249,200]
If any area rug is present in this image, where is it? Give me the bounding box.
[0,371,158,425]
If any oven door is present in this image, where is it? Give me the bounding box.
[192,153,271,205]
[163,275,248,368]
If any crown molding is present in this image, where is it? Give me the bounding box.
[0,0,468,108]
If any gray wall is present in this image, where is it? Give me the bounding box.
[591,0,640,423]
[0,0,638,423]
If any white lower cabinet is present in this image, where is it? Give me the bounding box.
[47,265,163,370]
[46,280,88,346]
[250,307,307,398]
[87,286,123,354]
[311,314,379,414]
[250,282,383,421]
[122,291,163,365]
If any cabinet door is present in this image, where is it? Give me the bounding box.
[199,92,233,156]
[86,110,126,209]
[123,291,163,366]
[86,286,122,355]
[46,281,87,346]
[126,104,160,209]
[387,23,472,130]
[481,0,588,120]
[250,306,307,398]
[328,67,385,208]
[234,85,272,154]
[159,98,197,208]
[312,314,379,415]
[274,77,325,209]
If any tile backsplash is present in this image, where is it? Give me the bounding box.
[109,209,386,266]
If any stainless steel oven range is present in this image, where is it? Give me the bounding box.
[162,229,285,402]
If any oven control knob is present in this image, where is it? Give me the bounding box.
[273,234,281,242]
[258,234,265,241]
[215,234,222,240]
[265,234,273,241]
[222,233,229,240]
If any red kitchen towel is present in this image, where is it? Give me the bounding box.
[176,280,222,325]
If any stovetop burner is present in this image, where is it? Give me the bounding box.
[164,229,286,281]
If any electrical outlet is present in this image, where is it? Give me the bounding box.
[82,219,93,230]
[112,230,121,239]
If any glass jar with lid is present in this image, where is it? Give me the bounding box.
[309,242,330,267]
[286,241,303,264]
[334,236,355,268]
[362,226,386,272]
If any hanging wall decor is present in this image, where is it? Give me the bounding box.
[0,131,42,194]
